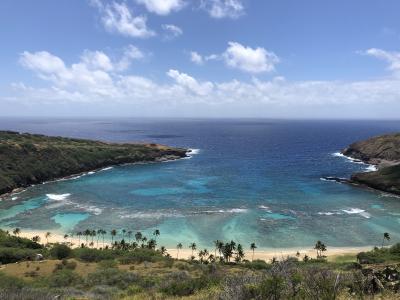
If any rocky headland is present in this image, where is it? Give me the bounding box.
[0,131,188,196]
[335,133,400,195]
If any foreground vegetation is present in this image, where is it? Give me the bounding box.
[1,229,400,299]
[0,131,187,195]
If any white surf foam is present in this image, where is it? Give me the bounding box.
[332,152,377,172]
[342,208,371,219]
[258,205,272,212]
[202,208,248,214]
[11,196,18,201]
[318,211,342,216]
[184,148,201,159]
[46,193,71,201]
[75,204,103,215]
[100,167,113,171]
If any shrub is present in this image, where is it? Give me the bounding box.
[0,247,39,264]
[50,244,71,260]
[0,272,25,289]
[86,268,139,289]
[48,269,81,287]
[73,248,115,262]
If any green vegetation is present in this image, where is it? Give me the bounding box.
[0,131,187,195]
[1,229,400,299]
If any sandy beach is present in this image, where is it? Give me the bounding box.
[14,229,372,262]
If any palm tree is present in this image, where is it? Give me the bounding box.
[213,240,221,257]
[160,246,167,255]
[77,231,82,245]
[84,229,91,245]
[127,231,132,243]
[382,232,391,248]
[122,229,126,239]
[111,229,117,244]
[91,230,96,246]
[45,232,51,244]
[153,229,160,241]
[141,236,147,248]
[314,240,327,258]
[63,234,69,243]
[250,242,257,261]
[32,235,41,243]
[176,243,183,259]
[236,244,245,262]
[189,242,197,257]
[147,238,156,249]
[135,231,143,243]
[13,228,21,237]
[96,229,102,248]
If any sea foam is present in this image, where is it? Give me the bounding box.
[342,208,371,219]
[332,152,377,172]
[46,193,71,201]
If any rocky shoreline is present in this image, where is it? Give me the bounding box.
[0,131,189,197]
[331,133,400,196]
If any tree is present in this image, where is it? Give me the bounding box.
[160,246,167,255]
[63,234,69,242]
[250,242,257,262]
[176,243,183,259]
[45,232,51,244]
[189,242,197,257]
[76,232,82,245]
[111,229,117,244]
[50,244,71,259]
[236,244,245,262]
[122,229,126,239]
[127,231,132,243]
[213,240,221,257]
[32,235,41,243]
[141,236,147,248]
[12,228,20,237]
[135,232,142,243]
[84,229,91,245]
[147,238,157,250]
[382,232,390,248]
[153,229,160,241]
[314,240,327,258]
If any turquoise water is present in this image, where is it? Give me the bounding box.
[1,118,400,249]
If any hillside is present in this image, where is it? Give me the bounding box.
[341,133,400,195]
[0,131,188,195]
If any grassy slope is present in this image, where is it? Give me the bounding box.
[0,131,187,195]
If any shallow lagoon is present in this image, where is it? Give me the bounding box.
[1,118,400,248]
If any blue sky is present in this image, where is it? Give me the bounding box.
[1,0,400,118]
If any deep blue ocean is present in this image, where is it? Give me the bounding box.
[1,118,400,249]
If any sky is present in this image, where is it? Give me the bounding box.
[1,0,400,119]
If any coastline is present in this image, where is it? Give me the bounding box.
[15,229,371,262]
[0,152,191,200]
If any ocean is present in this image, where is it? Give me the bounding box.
[1,117,400,249]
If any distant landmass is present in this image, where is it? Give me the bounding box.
[342,133,400,195]
[0,131,188,195]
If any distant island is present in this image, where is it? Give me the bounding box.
[342,133,400,195]
[0,131,188,196]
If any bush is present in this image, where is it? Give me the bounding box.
[0,247,39,264]
[0,272,25,289]
[73,248,115,262]
[86,268,139,289]
[118,248,164,264]
[50,244,71,260]
[48,269,82,287]
[243,259,270,270]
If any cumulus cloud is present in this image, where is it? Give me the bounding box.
[8,48,400,117]
[136,0,186,15]
[91,1,155,38]
[200,0,244,19]
[364,48,400,74]
[223,42,279,73]
[162,24,183,39]
[167,69,213,95]
[190,51,204,65]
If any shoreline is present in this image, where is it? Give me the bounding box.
[0,152,192,200]
[14,230,371,262]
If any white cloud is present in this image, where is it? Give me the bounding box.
[116,45,145,71]
[92,1,155,38]
[190,51,204,65]
[8,48,400,118]
[200,0,244,19]
[223,42,279,73]
[167,69,213,95]
[162,24,183,39]
[364,48,400,74]
[136,0,186,15]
